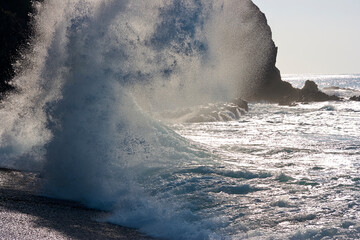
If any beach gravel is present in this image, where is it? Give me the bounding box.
[0,168,153,240]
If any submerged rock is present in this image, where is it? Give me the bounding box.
[299,80,340,102]
[258,80,340,106]
[350,95,360,101]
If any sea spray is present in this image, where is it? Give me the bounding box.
[0,1,71,170]
[0,0,280,238]
[0,0,276,170]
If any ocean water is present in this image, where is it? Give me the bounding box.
[0,0,359,239]
[168,74,360,239]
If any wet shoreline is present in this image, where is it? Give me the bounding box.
[0,168,153,240]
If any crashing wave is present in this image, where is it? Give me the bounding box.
[0,0,280,239]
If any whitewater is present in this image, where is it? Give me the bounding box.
[171,74,360,239]
[0,0,359,239]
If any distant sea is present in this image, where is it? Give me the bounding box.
[283,73,360,90]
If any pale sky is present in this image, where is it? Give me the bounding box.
[252,0,360,74]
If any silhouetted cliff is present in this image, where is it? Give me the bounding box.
[247,2,339,104]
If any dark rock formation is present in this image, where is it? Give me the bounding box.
[239,2,294,103]
[248,2,341,105]
[299,80,340,102]
[350,95,360,101]
[234,1,284,100]
[0,0,35,95]
[278,80,340,106]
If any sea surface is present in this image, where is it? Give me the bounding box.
[130,74,360,239]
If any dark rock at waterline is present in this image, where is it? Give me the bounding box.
[302,79,318,92]
[299,80,340,102]
[350,95,360,101]
[278,81,340,106]
[257,79,340,106]
[246,58,341,104]
[279,80,340,105]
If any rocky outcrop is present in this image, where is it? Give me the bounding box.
[350,95,360,101]
[247,2,341,105]
[233,1,285,100]
[278,80,340,106]
[299,80,340,102]
[238,2,293,103]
